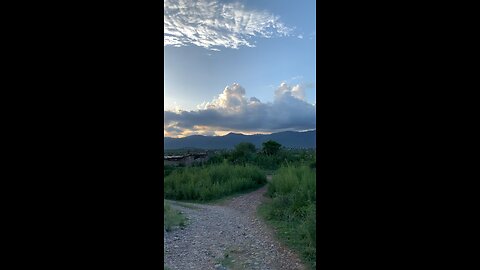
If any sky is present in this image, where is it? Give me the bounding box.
[164,0,316,137]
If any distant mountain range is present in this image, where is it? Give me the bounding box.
[164,130,316,150]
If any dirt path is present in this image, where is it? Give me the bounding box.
[164,176,305,270]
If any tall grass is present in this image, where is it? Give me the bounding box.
[164,200,186,231]
[259,165,316,269]
[164,162,266,201]
[164,165,177,177]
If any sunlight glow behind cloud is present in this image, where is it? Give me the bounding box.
[164,82,315,137]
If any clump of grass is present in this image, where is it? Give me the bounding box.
[259,165,316,269]
[164,200,186,232]
[164,162,266,202]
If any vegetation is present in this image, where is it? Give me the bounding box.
[164,165,181,177]
[164,162,266,201]
[163,140,317,268]
[164,141,315,172]
[229,142,256,165]
[262,140,282,155]
[258,165,316,269]
[205,154,225,165]
[164,200,186,232]
[164,200,185,270]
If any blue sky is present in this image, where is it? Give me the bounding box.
[164,0,316,137]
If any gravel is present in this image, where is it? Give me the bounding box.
[164,183,306,270]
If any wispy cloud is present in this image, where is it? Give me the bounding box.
[164,0,294,50]
[164,82,316,137]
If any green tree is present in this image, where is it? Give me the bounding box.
[231,142,256,164]
[262,140,282,156]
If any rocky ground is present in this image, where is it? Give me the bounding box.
[164,178,305,270]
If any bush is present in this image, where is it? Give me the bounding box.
[262,140,282,155]
[230,142,256,165]
[206,154,224,165]
[260,165,316,269]
[164,162,266,201]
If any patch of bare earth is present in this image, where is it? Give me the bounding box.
[164,176,305,270]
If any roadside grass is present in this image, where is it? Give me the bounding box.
[258,165,316,269]
[164,200,186,232]
[164,162,266,202]
[166,182,266,206]
[202,183,267,205]
[167,200,201,209]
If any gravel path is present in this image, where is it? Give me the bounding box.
[164,178,306,270]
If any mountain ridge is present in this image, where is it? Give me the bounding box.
[164,130,316,149]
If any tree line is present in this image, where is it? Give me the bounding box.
[207,140,316,170]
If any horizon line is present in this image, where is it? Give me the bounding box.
[164,129,316,139]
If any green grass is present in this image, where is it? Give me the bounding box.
[200,183,269,205]
[164,162,266,202]
[164,200,186,232]
[164,165,184,177]
[258,165,316,269]
[168,200,201,209]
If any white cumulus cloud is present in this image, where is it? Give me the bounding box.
[164,82,316,137]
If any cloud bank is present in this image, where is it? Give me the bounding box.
[164,0,293,50]
[164,82,316,137]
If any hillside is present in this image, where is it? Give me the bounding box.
[164,130,316,149]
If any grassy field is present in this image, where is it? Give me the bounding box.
[258,165,316,269]
[164,162,266,202]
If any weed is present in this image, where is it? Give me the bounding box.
[259,165,316,269]
[164,200,187,232]
[164,163,266,202]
